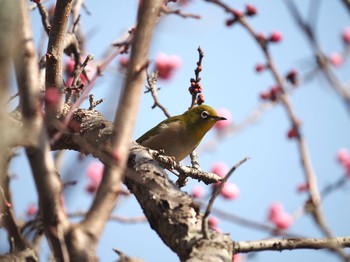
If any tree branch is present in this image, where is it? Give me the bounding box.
[69,0,164,258]
[234,237,350,253]
[45,0,73,112]
[13,1,70,260]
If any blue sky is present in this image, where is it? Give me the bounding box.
[1,0,350,261]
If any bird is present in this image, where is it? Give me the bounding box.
[136,104,226,161]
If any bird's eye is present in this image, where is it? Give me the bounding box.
[201,111,209,119]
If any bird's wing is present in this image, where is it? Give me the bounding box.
[136,115,183,144]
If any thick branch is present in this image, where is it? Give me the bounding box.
[125,142,232,261]
[13,1,69,260]
[66,0,164,258]
[234,237,350,253]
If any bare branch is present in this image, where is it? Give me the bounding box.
[80,0,164,245]
[234,237,350,253]
[45,0,73,112]
[13,1,70,260]
[202,157,249,238]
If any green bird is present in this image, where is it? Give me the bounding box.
[136,105,226,161]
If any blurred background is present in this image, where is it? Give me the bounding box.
[1,0,350,261]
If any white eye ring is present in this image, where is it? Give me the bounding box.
[201,111,209,119]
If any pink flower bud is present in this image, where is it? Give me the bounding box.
[342,27,350,44]
[273,212,293,230]
[232,9,244,18]
[255,63,265,73]
[268,202,284,221]
[245,4,257,16]
[336,148,350,164]
[211,162,229,178]
[329,52,343,68]
[220,182,240,200]
[155,53,181,80]
[119,56,129,68]
[286,69,298,85]
[208,216,220,229]
[269,31,283,43]
[259,90,271,100]
[191,185,205,198]
[86,161,104,194]
[268,202,293,229]
[26,204,38,217]
[214,108,232,131]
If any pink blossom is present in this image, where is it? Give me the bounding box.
[268,202,293,230]
[232,254,244,262]
[26,204,38,217]
[269,31,283,42]
[208,216,220,229]
[273,212,293,230]
[336,148,350,164]
[155,53,181,80]
[64,57,95,86]
[268,202,284,221]
[86,161,104,194]
[259,90,271,100]
[211,162,229,178]
[220,182,240,200]
[119,56,129,68]
[214,108,232,131]
[191,185,205,198]
[329,52,343,68]
[45,87,60,107]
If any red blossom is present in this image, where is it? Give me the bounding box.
[245,4,257,16]
[26,204,38,217]
[342,27,350,45]
[259,90,271,100]
[255,63,266,73]
[286,69,298,85]
[269,31,283,43]
[287,127,298,139]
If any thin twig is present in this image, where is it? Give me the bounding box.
[202,157,249,238]
[161,4,201,19]
[145,70,171,118]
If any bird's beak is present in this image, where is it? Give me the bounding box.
[211,116,227,121]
